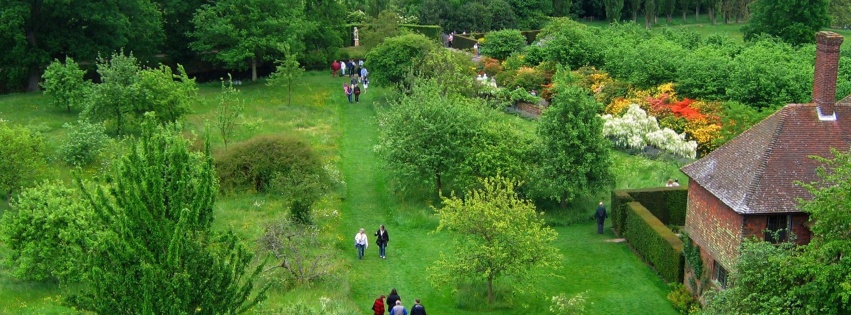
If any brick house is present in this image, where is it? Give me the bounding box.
[680,31,849,292]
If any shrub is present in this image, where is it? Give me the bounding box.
[667,283,699,314]
[480,29,526,60]
[602,104,698,159]
[215,135,326,194]
[510,67,546,92]
[623,202,684,283]
[726,38,813,108]
[365,33,438,87]
[0,121,49,203]
[621,188,688,226]
[0,181,95,282]
[535,18,604,70]
[40,57,90,113]
[59,120,111,166]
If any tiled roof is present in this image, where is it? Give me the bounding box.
[682,103,851,214]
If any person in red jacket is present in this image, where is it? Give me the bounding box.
[372,295,386,315]
[331,60,341,77]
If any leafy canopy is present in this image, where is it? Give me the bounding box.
[743,0,830,45]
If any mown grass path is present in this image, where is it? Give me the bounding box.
[335,89,677,314]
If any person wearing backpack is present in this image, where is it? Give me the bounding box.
[353,84,361,103]
[410,299,426,315]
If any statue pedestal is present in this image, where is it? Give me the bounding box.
[354,39,360,47]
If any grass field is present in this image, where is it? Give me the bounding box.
[0,72,680,314]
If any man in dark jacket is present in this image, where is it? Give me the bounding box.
[594,201,608,234]
[410,299,426,315]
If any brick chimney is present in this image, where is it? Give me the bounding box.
[813,31,844,120]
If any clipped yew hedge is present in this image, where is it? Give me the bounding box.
[611,190,633,235]
[628,188,688,226]
[623,201,684,283]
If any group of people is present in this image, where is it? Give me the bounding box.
[665,178,681,187]
[372,288,427,315]
[354,225,389,260]
[333,59,369,103]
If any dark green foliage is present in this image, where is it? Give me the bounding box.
[610,190,633,235]
[680,233,703,280]
[487,0,519,30]
[625,188,688,226]
[361,10,404,50]
[743,0,829,45]
[365,33,439,87]
[456,2,492,33]
[604,35,685,88]
[481,29,527,60]
[59,120,111,166]
[300,0,346,70]
[215,134,327,195]
[0,181,94,282]
[71,119,267,314]
[508,0,552,29]
[675,46,733,100]
[529,68,613,208]
[401,24,444,41]
[623,202,684,284]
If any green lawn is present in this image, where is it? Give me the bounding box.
[0,72,678,314]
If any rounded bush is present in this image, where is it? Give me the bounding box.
[215,135,325,194]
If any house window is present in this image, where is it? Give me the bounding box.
[713,261,728,289]
[764,215,789,243]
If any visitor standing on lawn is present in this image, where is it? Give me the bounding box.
[386,288,401,309]
[594,201,608,234]
[353,84,361,103]
[410,299,426,315]
[375,225,389,258]
[344,83,352,103]
[355,228,368,259]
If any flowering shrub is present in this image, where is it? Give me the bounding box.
[550,291,590,315]
[502,53,528,71]
[481,57,503,76]
[511,67,546,92]
[602,104,697,159]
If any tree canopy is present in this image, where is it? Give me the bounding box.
[743,0,830,45]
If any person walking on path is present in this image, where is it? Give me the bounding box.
[331,60,340,77]
[410,299,426,315]
[353,84,361,103]
[386,288,401,309]
[344,83,353,103]
[360,67,368,79]
[390,300,407,315]
[594,201,608,234]
[341,60,347,76]
[355,228,368,259]
[371,295,386,315]
[375,225,389,258]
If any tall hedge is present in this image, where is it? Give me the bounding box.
[623,202,684,283]
[627,188,688,226]
[611,190,633,235]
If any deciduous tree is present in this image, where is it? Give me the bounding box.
[430,176,562,304]
[743,0,830,45]
[365,33,438,87]
[0,121,48,205]
[529,68,613,208]
[190,0,306,82]
[267,49,305,106]
[40,57,90,112]
[216,75,244,149]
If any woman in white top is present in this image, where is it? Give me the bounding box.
[355,228,369,260]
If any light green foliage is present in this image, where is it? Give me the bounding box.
[134,64,197,125]
[82,52,141,135]
[191,0,306,81]
[725,39,813,108]
[40,57,90,112]
[375,79,484,195]
[666,283,698,314]
[365,33,438,87]
[534,18,604,70]
[412,48,478,97]
[216,75,244,149]
[459,117,535,191]
[267,49,305,106]
[743,0,829,45]
[59,120,111,166]
[83,52,196,134]
[550,291,590,315]
[361,10,404,50]
[701,240,801,315]
[481,29,527,61]
[430,176,562,304]
[712,101,776,148]
[69,118,267,314]
[0,181,94,282]
[603,35,685,88]
[798,150,851,314]
[530,68,613,208]
[0,121,48,204]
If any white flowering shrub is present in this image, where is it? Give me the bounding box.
[550,291,590,315]
[602,104,697,159]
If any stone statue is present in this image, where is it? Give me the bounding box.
[353,27,360,47]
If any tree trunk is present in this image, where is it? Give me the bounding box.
[251,58,258,82]
[695,2,700,21]
[436,173,443,197]
[487,275,494,304]
[560,191,568,209]
[632,11,637,22]
[25,2,42,92]
[667,13,672,23]
[709,6,716,25]
[682,9,687,22]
